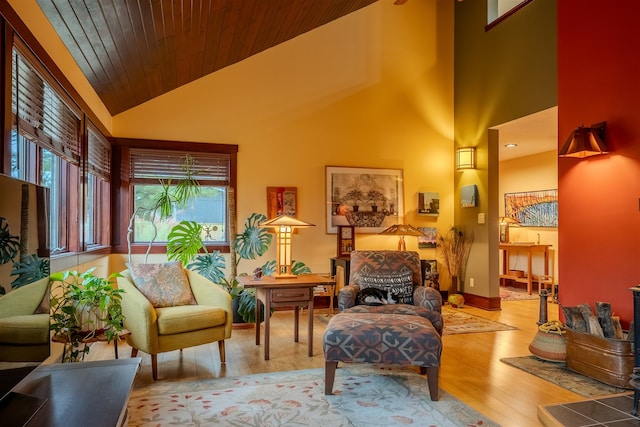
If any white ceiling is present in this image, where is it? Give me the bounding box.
[494,106,558,161]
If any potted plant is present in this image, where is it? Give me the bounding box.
[166,213,273,324]
[166,212,312,324]
[437,226,473,308]
[49,269,125,362]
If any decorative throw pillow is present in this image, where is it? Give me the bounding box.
[127,262,196,308]
[359,271,414,304]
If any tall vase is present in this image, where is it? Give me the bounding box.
[450,275,458,294]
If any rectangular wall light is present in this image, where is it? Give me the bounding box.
[456,147,476,170]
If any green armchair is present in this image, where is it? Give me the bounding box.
[0,277,50,362]
[117,268,232,380]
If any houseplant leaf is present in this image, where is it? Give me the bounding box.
[233,213,272,260]
[167,221,204,265]
[187,251,227,284]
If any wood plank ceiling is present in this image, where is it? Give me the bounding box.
[36,0,382,115]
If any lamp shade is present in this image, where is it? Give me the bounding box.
[559,123,607,158]
[456,147,476,170]
[379,224,424,251]
[260,215,314,278]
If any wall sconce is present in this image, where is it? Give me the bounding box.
[260,215,315,278]
[456,147,476,170]
[499,216,519,243]
[559,122,608,158]
[379,224,424,251]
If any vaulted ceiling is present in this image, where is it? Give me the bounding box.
[36,0,386,116]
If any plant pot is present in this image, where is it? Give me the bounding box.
[448,293,464,308]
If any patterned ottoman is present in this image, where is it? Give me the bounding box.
[323,312,441,401]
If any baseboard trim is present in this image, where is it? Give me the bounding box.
[462,292,502,311]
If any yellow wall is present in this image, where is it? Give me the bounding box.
[111,1,455,275]
[11,1,455,277]
[499,150,558,281]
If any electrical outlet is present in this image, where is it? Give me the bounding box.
[469,277,475,287]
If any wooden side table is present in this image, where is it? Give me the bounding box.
[237,274,335,360]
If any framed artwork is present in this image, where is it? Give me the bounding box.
[417,192,439,216]
[326,166,404,234]
[266,187,297,219]
[504,189,558,227]
[417,227,437,249]
[461,184,478,208]
[336,225,355,258]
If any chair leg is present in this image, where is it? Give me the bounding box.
[426,366,439,401]
[151,354,158,381]
[325,361,338,395]
[218,340,226,364]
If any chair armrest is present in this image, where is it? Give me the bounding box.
[186,270,233,338]
[117,271,159,352]
[413,286,442,313]
[413,286,444,335]
[0,277,49,318]
[338,284,361,312]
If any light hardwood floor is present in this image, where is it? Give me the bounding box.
[66,299,583,427]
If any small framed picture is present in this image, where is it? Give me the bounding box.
[417,192,439,216]
[337,225,355,258]
[461,184,478,208]
[418,227,437,249]
[267,187,297,218]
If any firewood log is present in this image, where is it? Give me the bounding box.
[611,316,624,340]
[595,301,615,339]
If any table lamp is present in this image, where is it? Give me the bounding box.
[260,215,315,278]
[499,216,519,243]
[379,224,424,250]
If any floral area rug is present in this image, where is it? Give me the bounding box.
[128,366,499,426]
[499,286,539,301]
[500,355,629,397]
[441,306,518,335]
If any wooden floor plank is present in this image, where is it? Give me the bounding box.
[68,300,580,426]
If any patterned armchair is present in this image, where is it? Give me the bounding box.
[337,250,443,334]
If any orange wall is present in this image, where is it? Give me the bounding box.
[558,1,640,324]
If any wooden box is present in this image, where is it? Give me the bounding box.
[565,328,634,389]
[508,270,525,278]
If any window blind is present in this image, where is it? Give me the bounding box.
[87,124,111,182]
[12,46,81,165]
[130,149,231,183]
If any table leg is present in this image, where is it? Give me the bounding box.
[264,291,271,360]
[308,295,314,357]
[294,306,300,342]
[255,294,261,346]
[527,252,533,295]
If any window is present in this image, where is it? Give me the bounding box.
[129,148,233,246]
[11,44,82,255]
[85,123,111,249]
[486,0,533,29]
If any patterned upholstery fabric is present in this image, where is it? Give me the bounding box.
[127,262,197,308]
[323,312,442,367]
[344,304,443,336]
[349,250,422,286]
[338,250,442,313]
[359,271,414,304]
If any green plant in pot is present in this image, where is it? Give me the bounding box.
[167,212,312,323]
[50,269,125,362]
[167,213,273,324]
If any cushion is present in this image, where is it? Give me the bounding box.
[127,262,196,308]
[359,271,414,304]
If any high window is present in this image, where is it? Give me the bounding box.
[11,43,83,255]
[486,0,533,28]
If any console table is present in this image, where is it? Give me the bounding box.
[499,243,552,295]
[3,358,140,426]
[238,274,335,360]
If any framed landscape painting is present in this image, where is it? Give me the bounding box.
[326,166,403,234]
